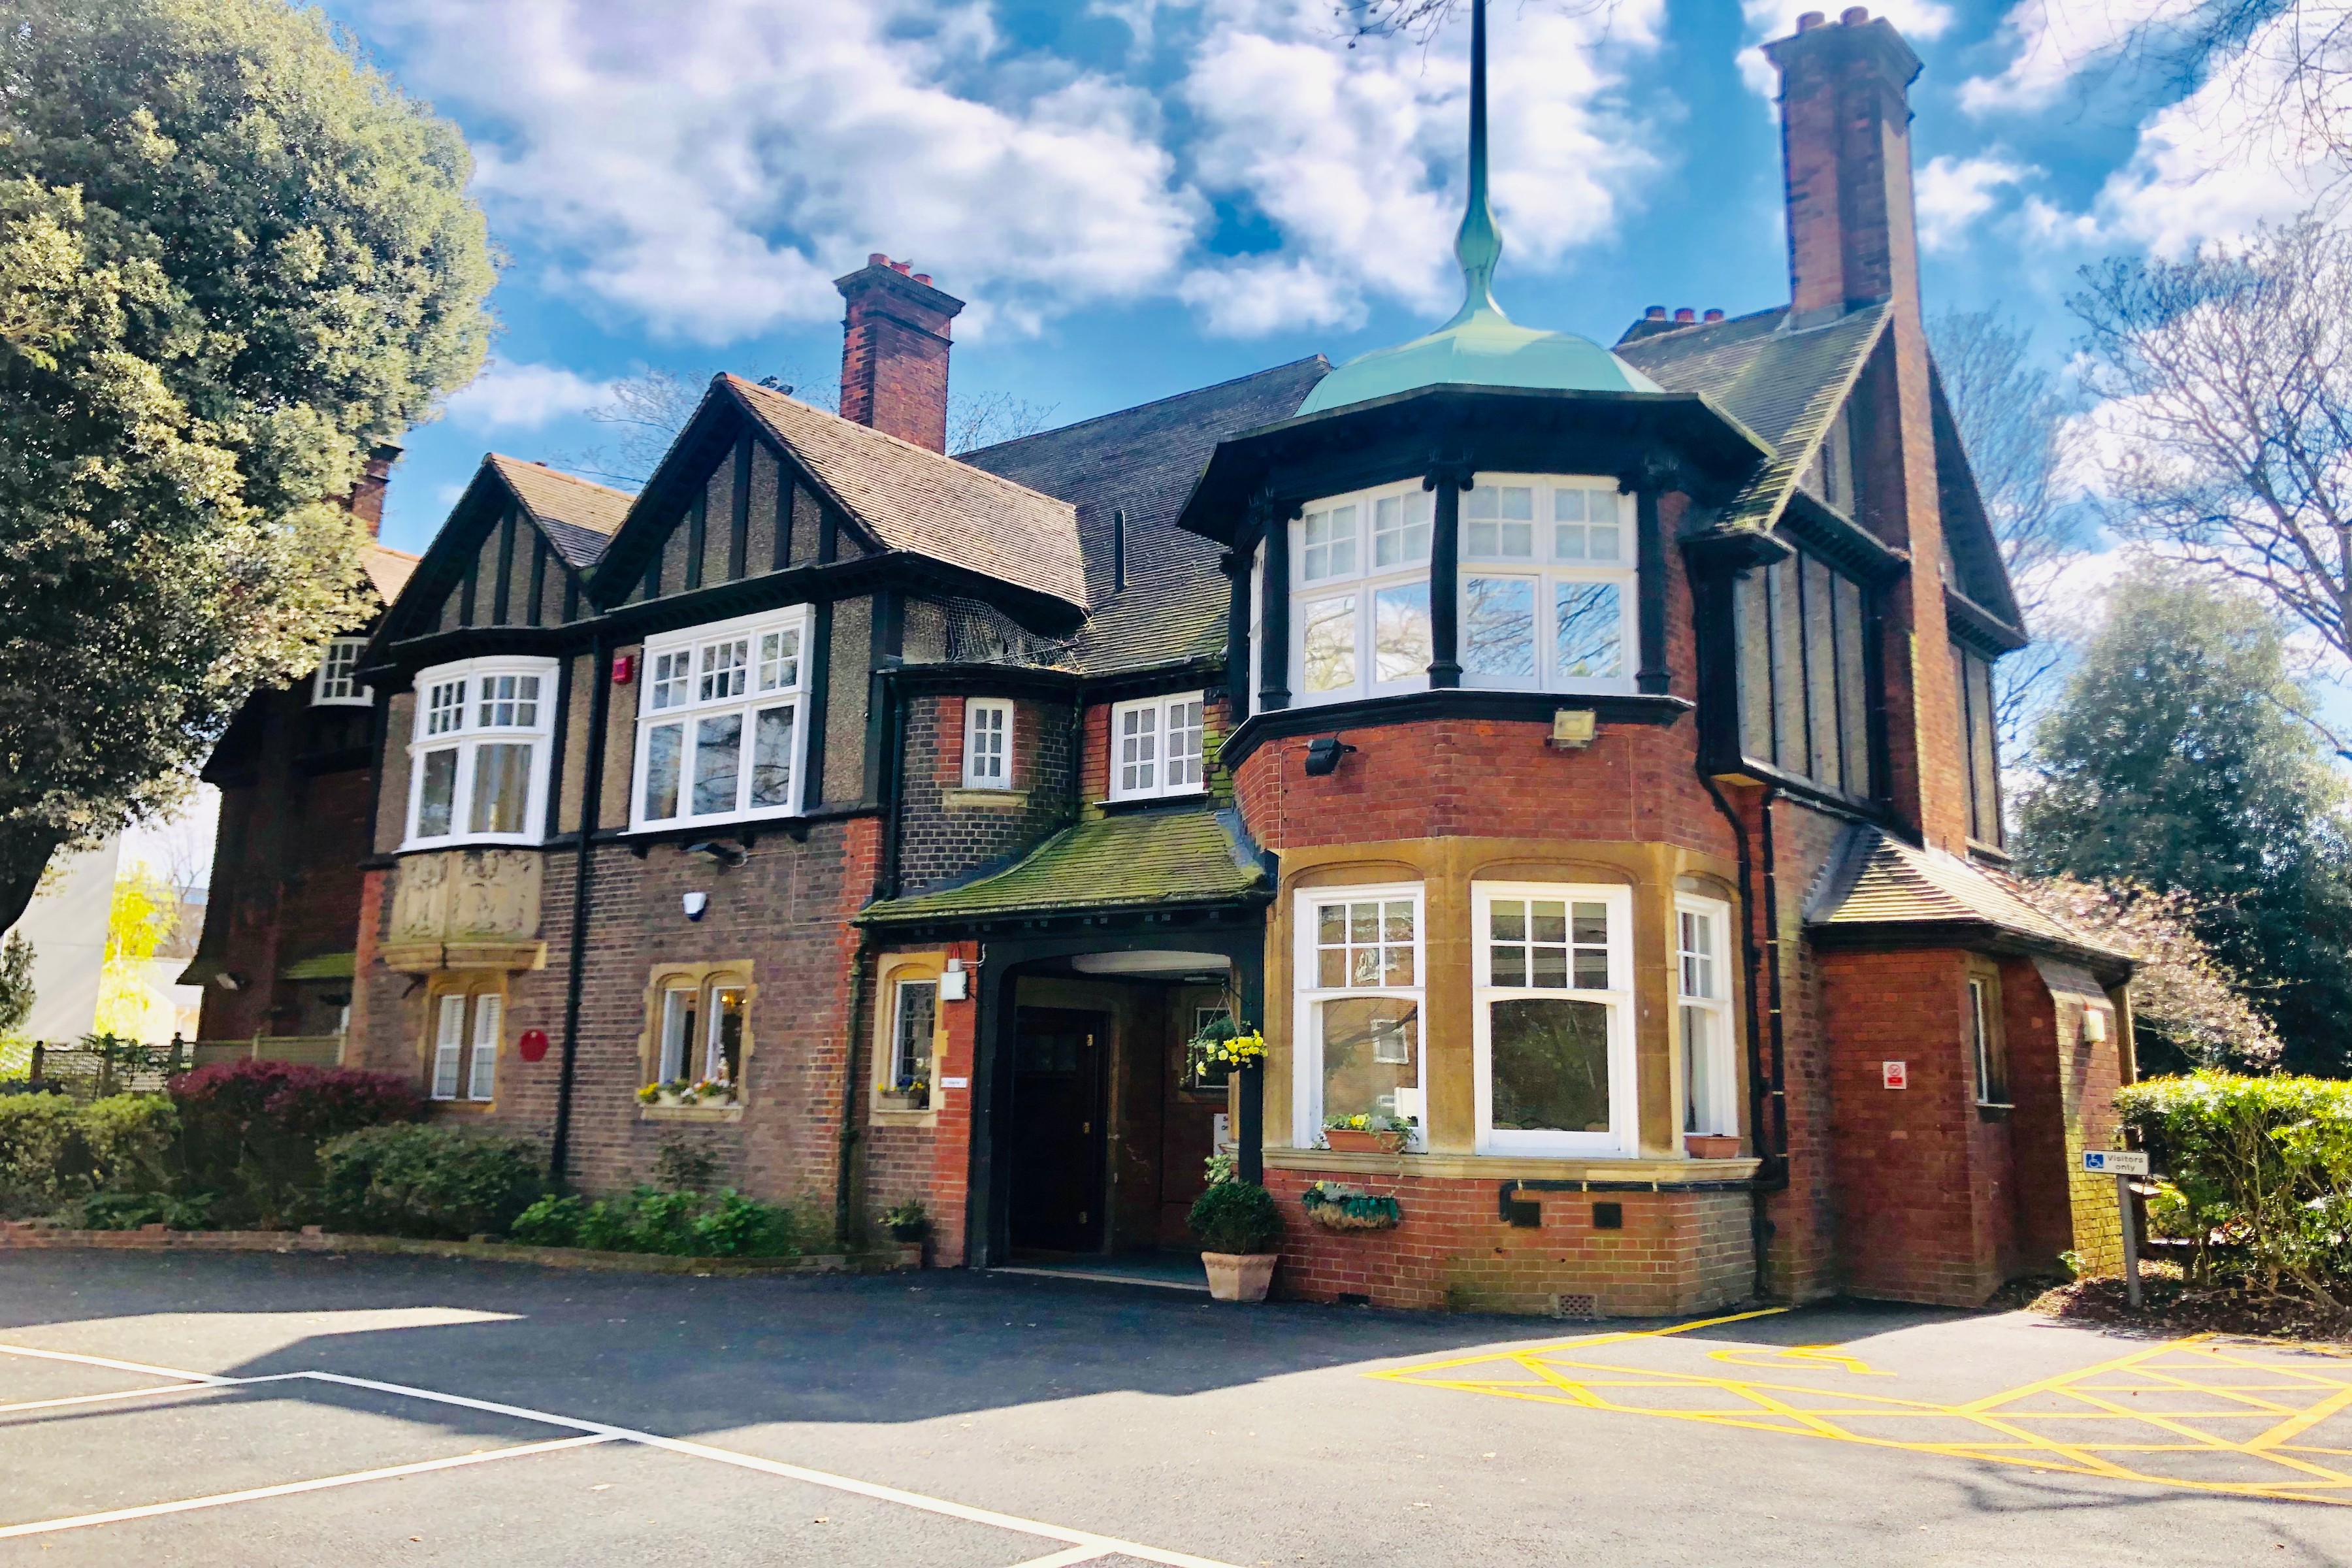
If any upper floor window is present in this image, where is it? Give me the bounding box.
[964,698,1012,790]
[1471,882,1635,1156]
[312,638,372,707]
[1954,644,2002,847]
[404,656,557,850]
[632,606,811,831]
[1110,692,1206,801]
[1288,472,1634,707]
[1734,546,1872,801]
[1459,476,1635,696]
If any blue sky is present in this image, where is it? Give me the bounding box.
[314,0,2329,559]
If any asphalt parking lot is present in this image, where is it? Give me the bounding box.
[0,1251,2345,1565]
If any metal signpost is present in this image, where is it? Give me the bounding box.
[2083,1149,2153,1309]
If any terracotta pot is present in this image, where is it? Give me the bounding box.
[1201,1250,1278,1303]
[1684,1133,1742,1160]
[1322,1127,1410,1154]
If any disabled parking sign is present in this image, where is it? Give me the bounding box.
[2083,1150,2151,1176]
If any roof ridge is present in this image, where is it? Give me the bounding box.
[366,543,423,563]
[483,451,635,500]
[959,355,1333,459]
[723,376,1075,518]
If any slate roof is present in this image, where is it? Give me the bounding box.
[1805,825,2133,969]
[726,376,1087,608]
[1616,304,1889,533]
[484,453,634,568]
[859,808,1267,923]
[963,357,1330,676]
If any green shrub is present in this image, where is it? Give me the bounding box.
[2116,1071,2352,1302]
[1188,1180,1282,1254]
[316,1125,547,1239]
[172,1060,423,1226]
[506,1185,804,1258]
[78,1191,214,1230]
[0,1094,178,1216]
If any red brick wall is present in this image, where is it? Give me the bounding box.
[1262,1166,1753,1316]
[836,260,959,453]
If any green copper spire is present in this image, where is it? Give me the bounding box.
[1293,0,1661,417]
[1445,0,1505,329]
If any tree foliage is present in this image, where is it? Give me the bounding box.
[2072,220,2352,691]
[0,0,495,930]
[2016,563,2352,1075]
[2022,875,2283,1072]
[0,931,32,1039]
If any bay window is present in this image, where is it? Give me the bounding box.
[633,606,811,830]
[1292,885,1424,1145]
[404,657,557,849]
[1458,476,1635,694]
[1110,691,1206,801]
[1471,883,1635,1155]
[1677,896,1737,1139]
[1292,481,1434,705]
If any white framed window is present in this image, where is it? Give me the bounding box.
[1110,691,1207,801]
[312,638,371,706]
[632,606,811,831]
[1292,883,1425,1146]
[964,698,1012,790]
[1292,480,1435,707]
[1471,882,1636,1155]
[654,975,746,1088]
[429,989,503,1103]
[1459,474,1637,696]
[1677,896,1737,1139]
[404,656,557,851]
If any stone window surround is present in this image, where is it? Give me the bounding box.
[872,952,947,1128]
[636,959,756,1123]
[1264,841,1751,1170]
[421,975,506,1113]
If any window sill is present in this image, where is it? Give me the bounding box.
[1976,1102,2014,1122]
[640,1103,745,1124]
[428,1100,499,1116]
[1096,791,1211,814]
[943,788,1027,809]
[871,1102,936,1128]
[399,837,547,856]
[1266,1147,1761,1184]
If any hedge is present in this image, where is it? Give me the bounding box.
[316,1124,548,1240]
[172,1060,424,1226]
[508,1186,805,1258]
[0,1095,176,1216]
[2115,1071,2352,1303]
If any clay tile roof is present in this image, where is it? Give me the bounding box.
[1806,825,2132,968]
[362,544,421,602]
[725,376,1086,608]
[1616,303,1889,532]
[858,808,1267,924]
[484,453,635,567]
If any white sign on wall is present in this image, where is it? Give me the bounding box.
[1882,1060,1908,1090]
[2083,1149,2151,1176]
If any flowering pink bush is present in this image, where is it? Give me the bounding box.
[169,1060,422,1223]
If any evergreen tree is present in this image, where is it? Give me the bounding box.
[2016,563,2352,1075]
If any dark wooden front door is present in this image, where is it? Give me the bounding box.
[1009,1007,1109,1254]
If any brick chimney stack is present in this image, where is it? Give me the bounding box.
[834,253,964,453]
[346,443,399,537]
[1763,9,1925,323]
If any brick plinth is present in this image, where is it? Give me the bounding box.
[1262,1166,1754,1316]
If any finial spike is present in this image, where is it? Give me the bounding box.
[1445,0,1505,329]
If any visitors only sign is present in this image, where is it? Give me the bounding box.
[2082,1149,2151,1177]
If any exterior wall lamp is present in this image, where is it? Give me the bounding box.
[1303,736,1356,777]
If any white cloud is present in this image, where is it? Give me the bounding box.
[1959,0,2204,117]
[1175,0,1667,331]
[444,359,615,431]
[357,0,1200,344]
[1914,154,2034,251]
[1734,1,1956,100]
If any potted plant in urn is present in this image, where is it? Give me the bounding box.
[1321,1111,1416,1154]
[1187,1179,1283,1302]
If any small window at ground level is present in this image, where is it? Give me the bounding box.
[1678,898,1737,1139]
[431,990,502,1103]
[1970,974,2010,1105]
[890,979,937,1094]
[651,975,747,1093]
[964,699,1012,790]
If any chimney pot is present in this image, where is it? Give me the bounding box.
[890,260,911,274]
[1840,6,1869,23]
[913,274,932,286]
[1644,305,1667,319]
[868,252,889,267]
[1703,308,1725,323]
[1797,10,1825,27]
[1673,307,1695,323]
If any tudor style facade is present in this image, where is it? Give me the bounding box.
[335,8,2133,1313]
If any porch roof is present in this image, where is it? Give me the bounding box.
[858,807,1267,925]
[1805,825,2134,977]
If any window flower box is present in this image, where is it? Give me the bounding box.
[1684,1134,1741,1160]
[636,1078,738,1111]
[1320,1113,1415,1154]
[1302,1183,1402,1232]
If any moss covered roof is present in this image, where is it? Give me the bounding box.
[860,808,1266,924]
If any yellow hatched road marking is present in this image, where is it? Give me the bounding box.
[1375,1317,2352,1507]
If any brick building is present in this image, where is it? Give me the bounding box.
[336,7,2133,1313]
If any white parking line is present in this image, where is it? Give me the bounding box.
[0,1341,1243,1568]
[0,1342,231,1384]
[0,1435,615,1539]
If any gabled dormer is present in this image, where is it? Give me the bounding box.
[375,453,628,649]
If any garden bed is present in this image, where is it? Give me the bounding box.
[2006,1264,2352,1342]
[0,1220,920,1277]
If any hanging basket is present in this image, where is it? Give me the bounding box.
[1301,1183,1402,1232]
